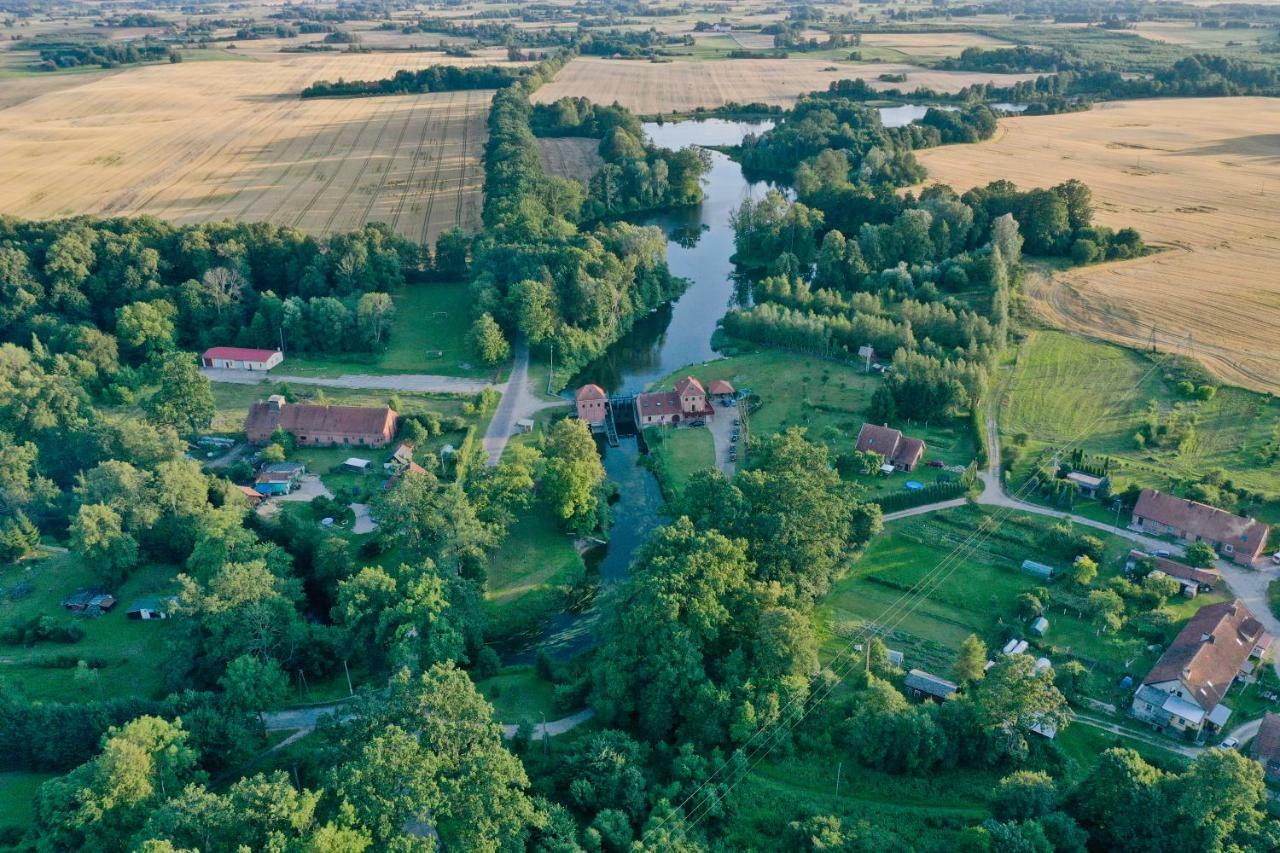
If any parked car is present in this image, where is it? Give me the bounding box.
[1219,737,1240,750]
[688,420,705,428]
[1154,549,1172,558]
[1271,553,1280,566]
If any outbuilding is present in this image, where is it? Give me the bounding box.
[344,457,372,474]
[127,596,177,620]
[1021,559,1057,581]
[1030,616,1050,637]
[201,347,283,371]
[904,669,958,703]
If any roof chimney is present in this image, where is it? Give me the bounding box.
[267,394,286,411]
[1201,633,1213,643]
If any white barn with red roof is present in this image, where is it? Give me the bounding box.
[202,346,283,371]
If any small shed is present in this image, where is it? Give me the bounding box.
[1066,471,1105,498]
[516,418,535,433]
[1030,616,1050,637]
[344,457,372,473]
[236,485,265,506]
[1021,559,1057,581]
[708,379,735,401]
[887,649,905,668]
[127,596,176,620]
[63,589,116,615]
[1002,638,1029,656]
[904,668,958,703]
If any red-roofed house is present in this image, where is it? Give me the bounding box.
[1132,489,1270,566]
[245,396,398,447]
[1131,599,1269,736]
[1125,549,1220,597]
[575,384,608,424]
[201,347,283,371]
[635,376,715,426]
[855,423,926,472]
[1250,712,1280,781]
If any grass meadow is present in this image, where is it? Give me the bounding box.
[274,283,496,380]
[817,505,1231,706]
[0,555,179,704]
[1000,331,1280,521]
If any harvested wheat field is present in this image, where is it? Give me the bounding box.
[537,137,605,182]
[916,98,1280,393]
[0,53,491,243]
[860,31,1010,58]
[532,56,1034,113]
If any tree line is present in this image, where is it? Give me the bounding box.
[468,80,700,384]
[0,217,428,361]
[300,47,572,98]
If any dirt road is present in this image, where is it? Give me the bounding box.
[202,368,493,394]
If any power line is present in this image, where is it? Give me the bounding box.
[658,353,1171,842]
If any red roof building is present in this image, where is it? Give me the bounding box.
[635,377,714,426]
[575,384,608,424]
[246,396,398,447]
[201,347,283,371]
[855,423,926,472]
[708,379,735,397]
[1132,489,1269,566]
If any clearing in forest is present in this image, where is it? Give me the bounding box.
[531,56,1034,114]
[915,98,1280,394]
[536,136,605,182]
[0,52,491,243]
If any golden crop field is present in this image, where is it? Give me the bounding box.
[532,56,1035,114]
[537,137,604,182]
[860,31,1010,58]
[0,52,492,243]
[916,98,1280,394]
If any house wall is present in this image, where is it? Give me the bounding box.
[294,430,394,448]
[577,399,607,424]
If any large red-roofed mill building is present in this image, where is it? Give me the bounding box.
[1131,489,1269,566]
[245,395,398,447]
[201,347,283,371]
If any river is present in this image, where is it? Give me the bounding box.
[517,108,966,661]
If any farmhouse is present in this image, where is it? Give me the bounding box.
[575,384,608,424]
[904,669,957,703]
[855,423,926,472]
[1124,549,1220,597]
[201,346,283,371]
[1250,712,1280,782]
[1131,599,1269,736]
[246,395,398,447]
[1131,489,1268,566]
[634,376,715,426]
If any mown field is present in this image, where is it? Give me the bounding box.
[531,56,1034,114]
[1000,330,1280,520]
[916,98,1280,394]
[269,282,493,379]
[536,136,604,182]
[0,51,491,242]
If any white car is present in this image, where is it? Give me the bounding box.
[1272,553,1280,566]
[1219,737,1240,750]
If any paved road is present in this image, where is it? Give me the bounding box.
[263,698,593,741]
[499,708,595,740]
[706,400,739,476]
[202,368,493,395]
[481,339,568,466]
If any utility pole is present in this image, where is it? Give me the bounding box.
[343,659,354,697]
[834,761,842,797]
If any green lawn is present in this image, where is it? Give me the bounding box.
[0,771,56,832]
[657,348,978,493]
[725,752,994,849]
[483,504,586,643]
[643,425,715,497]
[1001,330,1280,523]
[277,283,498,379]
[0,556,178,703]
[475,665,558,726]
[817,505,1228,704]
[1053,724,1188,780]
